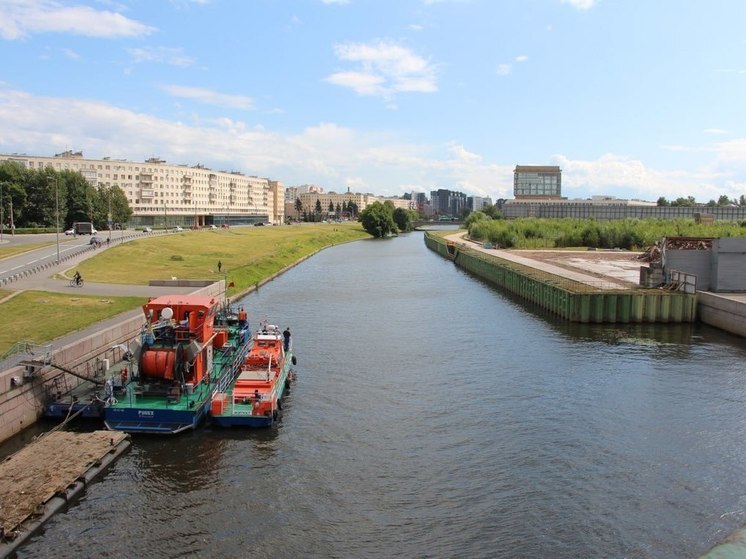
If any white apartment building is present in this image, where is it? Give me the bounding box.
[0,151,284,227]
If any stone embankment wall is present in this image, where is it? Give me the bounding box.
[424,233,697,324]
[697,292,746,338]
[0,281,223,444]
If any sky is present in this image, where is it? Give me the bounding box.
[1,0,746,204]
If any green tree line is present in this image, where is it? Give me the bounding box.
[657,194,746,207]
[0,161,131,230]
[466,215,746,250]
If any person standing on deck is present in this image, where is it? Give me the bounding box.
[283,327,291,352]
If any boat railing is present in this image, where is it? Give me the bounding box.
[212,334,252,396]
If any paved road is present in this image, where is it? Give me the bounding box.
[0,230,193,297]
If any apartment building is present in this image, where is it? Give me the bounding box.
[0,151,284,227]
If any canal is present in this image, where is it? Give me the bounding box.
[17,230,746,558]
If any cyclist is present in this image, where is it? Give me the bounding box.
[73,271,83,286]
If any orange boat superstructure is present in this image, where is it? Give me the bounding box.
[104,295,251,434]
[211,324,295,427]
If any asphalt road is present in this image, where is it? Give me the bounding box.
[0,230,195,296]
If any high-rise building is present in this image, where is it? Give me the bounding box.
[513,165,561,199]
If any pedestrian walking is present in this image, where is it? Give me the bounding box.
[217,260,222,273]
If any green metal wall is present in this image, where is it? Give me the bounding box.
[424,233,696,323]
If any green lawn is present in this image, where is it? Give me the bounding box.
[74,223,369,296]
[0,291,144,355]
[1,223,369,353]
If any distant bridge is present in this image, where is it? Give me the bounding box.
[413,220,464,229]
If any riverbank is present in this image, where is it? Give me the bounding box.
[0,223,368,354]
[425,232,697,323]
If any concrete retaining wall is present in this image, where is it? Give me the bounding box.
[425,233,697,324]
[698,292,746,338]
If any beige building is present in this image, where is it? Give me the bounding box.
[0,151,284,227]
[284,186,415,221]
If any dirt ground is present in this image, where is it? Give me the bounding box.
[513,250,644,284]
[0,430,128,534]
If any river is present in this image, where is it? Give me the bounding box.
[15,229,746,558]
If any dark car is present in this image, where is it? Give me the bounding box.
[254,222,265,226]
[89,236,103,246]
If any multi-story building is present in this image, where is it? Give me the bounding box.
[513,165,562,199]
[296,189,375,219]
[467,195,493,212]
[431,189,467,218]
[0,151,284,227]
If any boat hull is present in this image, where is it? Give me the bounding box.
[104,402,209,434]
[46,400,104,419]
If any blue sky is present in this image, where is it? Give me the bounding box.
[1,0,745,203]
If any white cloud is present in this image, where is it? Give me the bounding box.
[552,153,736,202]
[326,40,438,98]
[560,0,596,10]
[0,0,156,40]
[515,55,528,63]
[321,0,349,3]
[409,24,424,31]
[160,85,255,110]
[2,86,744,202]
[497,64,511,76]
[128,47,195,67]
[704,128,727,135]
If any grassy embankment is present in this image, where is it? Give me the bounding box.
[0,223,369,354]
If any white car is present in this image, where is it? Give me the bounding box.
[209,224,218,230]
[64,228,75,235]
[142,226,153,233]
[173,226,183,232]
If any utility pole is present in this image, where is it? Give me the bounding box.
[48,175,60,264]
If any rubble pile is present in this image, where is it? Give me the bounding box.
[637,237,713,263]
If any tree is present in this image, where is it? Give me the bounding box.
[464,210,490,230]
[392,207,415,232]
[315,198,322,214]
[24,170,66,228]
[294,198,303,217]
[657,197,669,207]
[328,201,335,215]
[359,201,398,238]
[481,203,502,219]
[348,201,358,218]
[718,194,733,206]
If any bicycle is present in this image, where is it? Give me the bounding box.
[70,278,84,287]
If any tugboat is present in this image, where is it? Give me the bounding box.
[210,323,295,427]
[103,295,251,434]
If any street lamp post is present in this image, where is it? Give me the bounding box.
[48,176,60,264]
[107,186,112,242]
